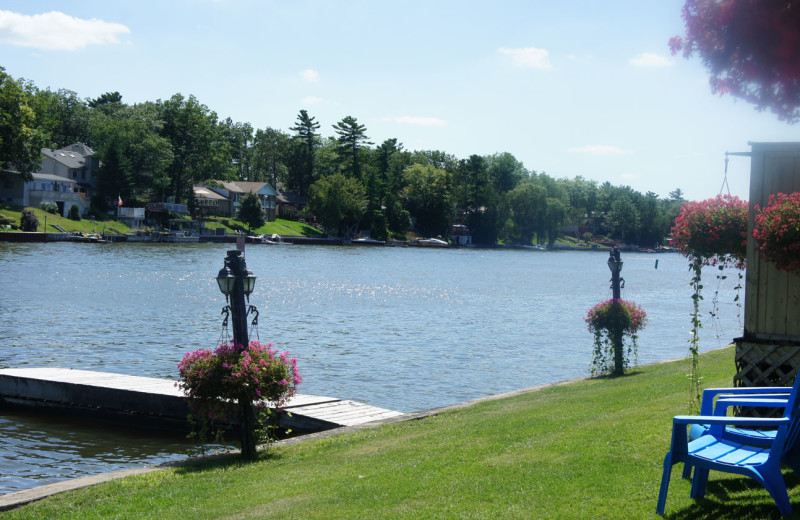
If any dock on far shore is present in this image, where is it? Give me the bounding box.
[0,367,404,434]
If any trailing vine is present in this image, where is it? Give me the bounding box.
[688,261,703,412]
[670,195,748,412]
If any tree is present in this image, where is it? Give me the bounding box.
[488,152,527,193]
[668,188,685,202]
[605,196,641,242]
[289,109,320,196]
[307,173,366,236]
[252,127,289,187]
[332,115,372,180]
[237,191,265,232]
[0,67,43,181]
[508,180,547,245]
[93,137,132,212]
[402,164,453,238]
[158,93,224,203]
[670,0,800,123]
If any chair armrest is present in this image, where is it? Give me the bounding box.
[674,415,790,427]
[700,387,791,415]
[713,397,788,416]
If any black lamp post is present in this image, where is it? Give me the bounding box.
[216,249,259,459]
[216,249,256,351]
[607,247,625,376]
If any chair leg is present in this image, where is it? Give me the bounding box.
[682,462,692,480]
[690,468,709,499]
[762,470,793,517]
[657,452,673,515]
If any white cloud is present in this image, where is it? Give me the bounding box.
[382,116,447,128]
[567,145,632,156]
[0,10,130,50]
[620,173,638,179]
[300,69,319,82]
[301,96,325,105]
[629,52,673,68]
[497,47,551,69]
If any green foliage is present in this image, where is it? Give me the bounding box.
[68,204,81,221]
[402,163,453,238]
[6,69,687,248]
[19,209,39,231]
[332,115,372,180]
[368,210,389,242]
[40,202,58,215]
[0,67,45,181]
[236,191,266,232]
[307,173,366,236]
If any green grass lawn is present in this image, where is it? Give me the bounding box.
[6,347,799,519]
[0,203,133,235]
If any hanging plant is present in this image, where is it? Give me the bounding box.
[178,340,302,456]
[670,194,748,411]
[585,299,647,376]
[670,194,748,269]
[753,192,800,275]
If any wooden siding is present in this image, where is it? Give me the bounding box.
[745,143,800,342]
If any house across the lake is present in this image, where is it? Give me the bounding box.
[194,181,278,221]
[0,143,98,217]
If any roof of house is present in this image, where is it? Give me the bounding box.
[193,186,227,200]
[33,173,72,182]
[207,181,278,197]
[41,143,93,170]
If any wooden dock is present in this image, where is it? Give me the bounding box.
[0,367,403,433]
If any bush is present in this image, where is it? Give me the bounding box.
[20,209,39,231]
[40,202,58,214]
[68,204,82,221]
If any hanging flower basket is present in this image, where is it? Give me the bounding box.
[670,194,748,269]
[178,340,302,423]
[585,299,647,375]
[753,192,800,275]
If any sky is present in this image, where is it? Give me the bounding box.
[1,0,797,202]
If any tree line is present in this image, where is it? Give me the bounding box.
[0,66,687,245]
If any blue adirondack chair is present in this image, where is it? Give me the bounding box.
[657,374,800,517]
[682,388,791,480]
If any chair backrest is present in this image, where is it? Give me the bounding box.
[774,372,800,456]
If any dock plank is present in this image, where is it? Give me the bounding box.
[0,368,403,431]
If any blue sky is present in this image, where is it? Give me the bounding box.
[1,0,797,201]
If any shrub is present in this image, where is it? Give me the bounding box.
[68,204,82,221]
[40,202,58,214]
[20,209,39,231]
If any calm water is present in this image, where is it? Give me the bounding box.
[0,242,743,493]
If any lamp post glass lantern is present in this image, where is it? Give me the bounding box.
[216,250,256,348]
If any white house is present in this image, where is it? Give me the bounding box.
[0,143,98,217]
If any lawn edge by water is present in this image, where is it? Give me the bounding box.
[7,346,792,520]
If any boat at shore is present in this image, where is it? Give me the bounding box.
[416,237,449,248]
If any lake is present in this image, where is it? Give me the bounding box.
[0,242,743,493]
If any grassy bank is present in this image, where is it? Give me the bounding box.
[0,202,321,238]
[7,347,798,519]
[0,203,133,234]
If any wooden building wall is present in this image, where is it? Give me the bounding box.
[744,142,800,342]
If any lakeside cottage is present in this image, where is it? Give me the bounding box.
[0,143,98,218]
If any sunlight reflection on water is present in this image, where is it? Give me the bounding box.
[0,242,744,493]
